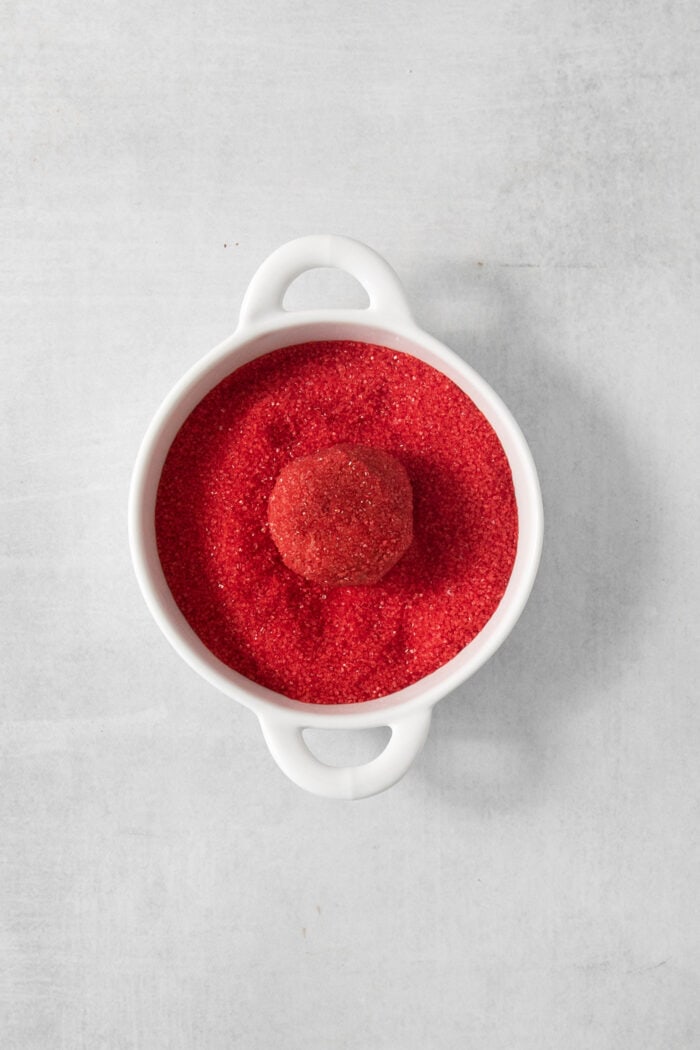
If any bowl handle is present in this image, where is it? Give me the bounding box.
[258,707,432,800]
[238,234,414,327]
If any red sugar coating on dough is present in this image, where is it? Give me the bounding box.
[268,443,413,587]
[155,340,518,705]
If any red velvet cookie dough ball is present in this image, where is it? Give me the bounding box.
[268,444,413,586]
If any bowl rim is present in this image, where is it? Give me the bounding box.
[128,310,543,729]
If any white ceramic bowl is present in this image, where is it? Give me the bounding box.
[129,235,543,800]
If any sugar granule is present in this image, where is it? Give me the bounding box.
[155,340,518,704]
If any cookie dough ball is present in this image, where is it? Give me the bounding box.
[268,444,413,586]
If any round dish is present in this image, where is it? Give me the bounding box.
[129,235,543,799]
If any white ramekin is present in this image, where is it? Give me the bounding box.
[129,235,543,800]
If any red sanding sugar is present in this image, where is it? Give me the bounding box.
[268,443,413,587]
[155,340,518,704]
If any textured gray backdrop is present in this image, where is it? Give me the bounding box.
[2,1,699,1047]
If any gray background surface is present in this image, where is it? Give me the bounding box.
[2,1,699,1047]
